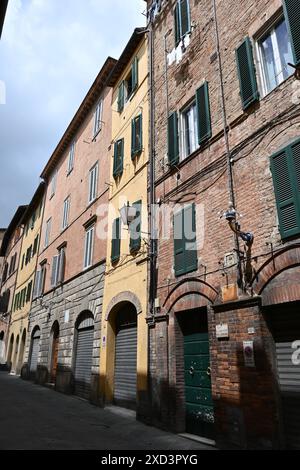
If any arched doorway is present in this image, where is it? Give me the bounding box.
[50,322,59,384]
[29,327,41,374]
[0,331,5,364]
[113,302,137,409]
[74,311,94,399]
[16,329,26,375]
[6,334,14,367]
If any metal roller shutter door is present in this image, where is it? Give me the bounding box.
[114,325,137,408]
[30,335,40,372]
[270,310,300,450]
[74,327,94,399]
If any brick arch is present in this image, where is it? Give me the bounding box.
[105,291,142,321]
[251,243,300,295]
[163,278,218,314]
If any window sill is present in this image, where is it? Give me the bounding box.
[66,168,73,177]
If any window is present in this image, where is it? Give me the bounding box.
[181,102,198,159]
[32,235,39,256]
[21,253,25,270]
[168,82,211,166]
[2,262,8,283]
[117,57,138,112]
[94,100,103,136]
[113,139,124,178]
[129,201,142,253]
[26,281,33,303]
[173,204,197,276]
[111,218,121,263]
[258,17,293,96]
[88,163,98,204]
[131,114,143,158]
[270,138,300,239]
[44,218,52,248]
[84,226,94,269]
[50,170,58,198]
[67,141,75,174]
[174,0,191,47]
[51,247,65,288]
[9,253,17,276]
[62,196,70,230]
[25,246,32,265]
[33,264,46,299]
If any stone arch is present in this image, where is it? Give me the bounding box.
[251,244,300,296]
[105,291,142,321]
[163,278,218,314]
[75,310,94,330]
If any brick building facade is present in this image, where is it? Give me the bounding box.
[146,0,300,449]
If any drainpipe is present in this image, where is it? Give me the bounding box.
[212,0,243,288]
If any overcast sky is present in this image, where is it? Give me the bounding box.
[0,0,146,227]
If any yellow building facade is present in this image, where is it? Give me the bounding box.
[100,29,149,413]
[8,183,44,374]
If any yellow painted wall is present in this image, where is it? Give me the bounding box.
[8,199,44,373]
[100,35,149,404]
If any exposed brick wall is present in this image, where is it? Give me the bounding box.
[146,0,300,448]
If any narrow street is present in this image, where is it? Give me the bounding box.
[0,372,213,450]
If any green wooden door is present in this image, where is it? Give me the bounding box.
[184,330,214,438]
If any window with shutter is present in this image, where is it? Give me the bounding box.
[118,81,125,113]
[88,164,98,204]
[131,114,143,158]
[26,281,33,303]
[271,139,300,239]
[168,112,179,166]
[236,37,259,110]
[174,204,197,276]
[51,256,59,288]
[113,139,124,178]
[283,0,300,66]
[130,201,142,253]
[196,81,212,145]
[111,218,121,263]
[67,141,76,174]
[131,57,138,92]
[33,270,41,299]
[84,225,94,269]
[44,218,52,248]
[174,0,190,47]
[93,100,103,136]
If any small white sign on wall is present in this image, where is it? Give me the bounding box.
[216,323,229,339]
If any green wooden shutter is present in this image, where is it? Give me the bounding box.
[283,0,300,66]
[130,201,142,252]
[113,139,124,178]
[180,0,190,37]
[111,218,121,263]
[131,117,136,158]
[174,210,185,276]
[174,2,180,46]
[270,141,300,239]
[196,81,212,145]
[183,203,198,274]
[131,114,142,158]
[168,112,179,166]
[132,57,138,92]
[117,81,125,113]
[236,37,259,110]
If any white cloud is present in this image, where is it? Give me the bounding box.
[0,0,146,226]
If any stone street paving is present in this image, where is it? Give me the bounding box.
[0,372,214,450]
